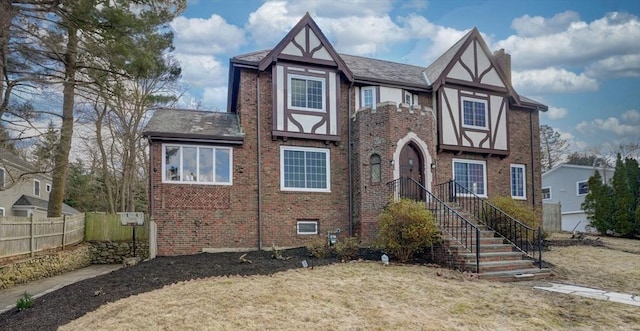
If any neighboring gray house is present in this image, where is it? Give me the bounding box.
[541,163,614,232]
[0,148,78,217]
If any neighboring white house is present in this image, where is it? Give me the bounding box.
[0,147,78,217]
[541,163,614,232]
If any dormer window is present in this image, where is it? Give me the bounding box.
[288,74,325,112]
[462,97,487,129]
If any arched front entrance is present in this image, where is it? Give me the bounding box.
[399,142,424,199]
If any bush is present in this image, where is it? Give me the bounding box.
[306,237,331,259]
[375,199,439,262]
[16,292,33,311]
[485,196,543,241]
[334,237,359,260]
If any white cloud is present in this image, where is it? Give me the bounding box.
[171,14,245,55]
[513,67,598,94]
[174,54,226,87]
[585,54,640,78]
[576,110,640,138]
[511,11,581,37]
[622,109,640,122]
[545,107,568,120]
[498,12,640,70]
[246,1,301,47]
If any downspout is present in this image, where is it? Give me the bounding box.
[529,110,536,208]
[348,82,353,237]
[149,138,154,219]
[257,72,263,250]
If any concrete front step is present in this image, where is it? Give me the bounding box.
[456,251,525,262]
[476,260,537,273]
[448,243,514,253]
[478,268,552,282]
[441,228,496,238]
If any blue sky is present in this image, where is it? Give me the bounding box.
[171,0,640,153]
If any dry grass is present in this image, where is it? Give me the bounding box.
[61,259,640,331]
[545,233,640,294]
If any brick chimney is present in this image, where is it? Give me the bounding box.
[493,49,511,86]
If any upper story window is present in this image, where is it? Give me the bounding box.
[370,154,381,183]
[577,180,589,196]
[453,159,487,197]
[403,90,414,105]
[361,86,376,109]
[289,74,325,112]
[0,167,4,189]
[46,183,51,193]
[163,144,232,185]
[0,207,4,217]
[34,179,41,197]
[281,146,330,192]
[510,164,526,199]
[462,97,487,129]
[542,187,551,200]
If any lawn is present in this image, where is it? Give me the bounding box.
[58,235,640,331]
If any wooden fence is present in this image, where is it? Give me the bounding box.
[85,213,149,241]
[542,203,562,232]
[0,214,85,260]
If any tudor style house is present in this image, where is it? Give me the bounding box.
[144,14,547,256]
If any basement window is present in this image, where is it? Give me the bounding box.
[297,220,318,235]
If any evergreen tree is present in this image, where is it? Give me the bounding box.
[32,121,59,172]
[582,170,614,233]
[610,154,635,236]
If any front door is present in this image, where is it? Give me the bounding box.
[399,143,424,199]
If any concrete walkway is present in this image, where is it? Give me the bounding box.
[0,265,121,314]
[534,283,640,307]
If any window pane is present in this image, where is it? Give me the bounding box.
[307,80,323,109]
[305,151,327,189]
[183,147,197,181]
[0,168,4,189]
[511,166,524,197]
[542,188,551,199]
[454,161,485,195]
[474,102,486,127]
[463,101,474,126]
[199,148,214,182]
[284,150,306,188]
[34,181,40,196]
[363,89,373,107]
[215,149,231,183]
[165,146,180,181]
[291,78,306,108]
[297,221,318,234]
[371,154,381,183]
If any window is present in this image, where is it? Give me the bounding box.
[404,91,413,105]
[542,187,551,200]
[577,180,589,196]
[0,207,4,217]
[46,183,51,193]
[370,154,381,183]
[163,145,232,185]
[281,146,330,192]
[297,220,318,235]
[361,87,376,109]
[34,180,40,197]
[510,164,526,199]
[462,97,487,129]
[0,167,4,189]
[289,74,325,112]
[453,159,487,196]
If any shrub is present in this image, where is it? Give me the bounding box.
[16,292,33,311]
[485,196,543,241]
[334,237,359,261]
[375,199,439,262]
[306,237,332,259]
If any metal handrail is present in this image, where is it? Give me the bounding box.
[434,180,542,268]
[387,177,482,273]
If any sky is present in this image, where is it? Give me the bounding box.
[120,0,637,155]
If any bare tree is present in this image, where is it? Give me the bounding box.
[539,124,569,172]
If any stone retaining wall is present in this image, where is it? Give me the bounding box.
[88,241,149,264]
[0,244,91,290]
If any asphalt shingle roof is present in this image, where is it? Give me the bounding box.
[143,109,244,142]
[13,195,80,215]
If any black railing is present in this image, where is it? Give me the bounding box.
[435,180,542,268]
[387,177,481,272]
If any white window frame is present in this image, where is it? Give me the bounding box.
[288,74,326,112]
[0,167,5,189]
[577,180,589,196]
[46,183,51,193]
[280,146,331,192]
[452,158,487,198]
[542,186,551,200]
[403,90,413,105]
[461,96,488,130]
[34,179,41,197]
[0,207,5,217]
[297,220,319,235]
[361,86,376,110]
[510,164,526,200]
[161,144,233,186]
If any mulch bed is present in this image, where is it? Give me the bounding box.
[0,248,385,331]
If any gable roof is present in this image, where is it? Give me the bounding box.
[257,13,353,81]
[13,195,80,215]
[424,29,473,86]
[542,163,614,178]
[143,109,244,143]
[0,147,35,172]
